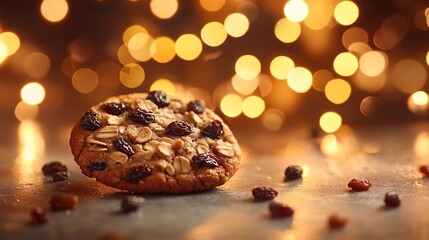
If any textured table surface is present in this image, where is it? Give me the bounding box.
[1,121,429,240]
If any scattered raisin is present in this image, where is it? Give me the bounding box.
[113,138,135,156]
[42,161,67,175]
[347,178,372,191]
[252,187,278,201]
[101,103,127,116]
[30,207,47,225]
[89,162,108,171]
[125,165,152,184]
[187,100,205,114]
[328,214,347,229]
[129,109,155,125]
[419,165,429,177]
[166,120,192,136]
[284,165,303,181]
[52,171,69,182]
[121,196,145,213]
[384,192,401,208]
[80,111,101,131]
[269,201,294,218]
[50,193,78,211]
[147,90,170,108]
[192,153,219,168]
[201,120,223,139]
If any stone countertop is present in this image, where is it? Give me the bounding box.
[1,121,429,240]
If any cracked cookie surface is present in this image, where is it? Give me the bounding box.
[69,91,241,193]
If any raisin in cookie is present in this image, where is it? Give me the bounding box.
[69,91,241,193]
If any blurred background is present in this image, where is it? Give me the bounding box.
[0,0,428,147]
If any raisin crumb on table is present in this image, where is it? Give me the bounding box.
[252,187,278,201]
[347,178,372,191]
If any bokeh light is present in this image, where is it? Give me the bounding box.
[150,0,178,19]
[118,44,137,65]
[150,78,176,96]
[242,96,265,118]
[348,42,372,57]
[23,52,51,78]
[320,134,339,156]
[303,0,331,30]
[359,51,387,77]
[15,101,39,122]
[128,32,153,62]
[20,82,46,105]
[237,1,259,23]
[426,51,429,66]
[175,34,203,61]
[334,1,359,26]
[235,55,261,80]
[0,31,20,56]
[199,0,225,12]
[360,96,383,118]
[408,91,429,115]
[283,0,309,23]
[270,56,295,80]
[325,79,352,104]
[352,71,387,93]
[40,0,69,22]
[231,75,259,95]
[392,59,427,94]
[119,63,145,88]
[373,15,408,51]
[0,42,7,63]
[320,112,342,133]
[68,38,94,63]
[333,52,358,76]
[342,27,368,49]
[258,74,273,97]
[261,108,284,131]
[275,18,301,43]
[72,68,99,93]
[224,13,249,38]
[200,22,227,47]
[287,67,313,93]
[312,70,333,92]
[123,25,147,47]
[150,36,175,63]
[220,93,243,117]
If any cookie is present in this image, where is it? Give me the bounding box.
[69,91,241,193]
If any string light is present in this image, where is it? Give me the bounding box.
[224,13,249,38]
[270,56,295,80]
[0,32,20,56]
[72,68,99,93]
[175,34,203,61]
[320,112,342,133]
[201,22,227,47]
[334,1,359,26]
[150,0,178,19]
[235,55,261,80]
[242,96,265,118]
[150,36,175,63]
[40,0,69,22]
[150,79,176,96]
[333,52,358,77]
[274,18,301,43]
[220,94,243,117]
[284,0,309,23]
[119,63,145,88]
[21,82,46,105]
[287,67,313,93]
